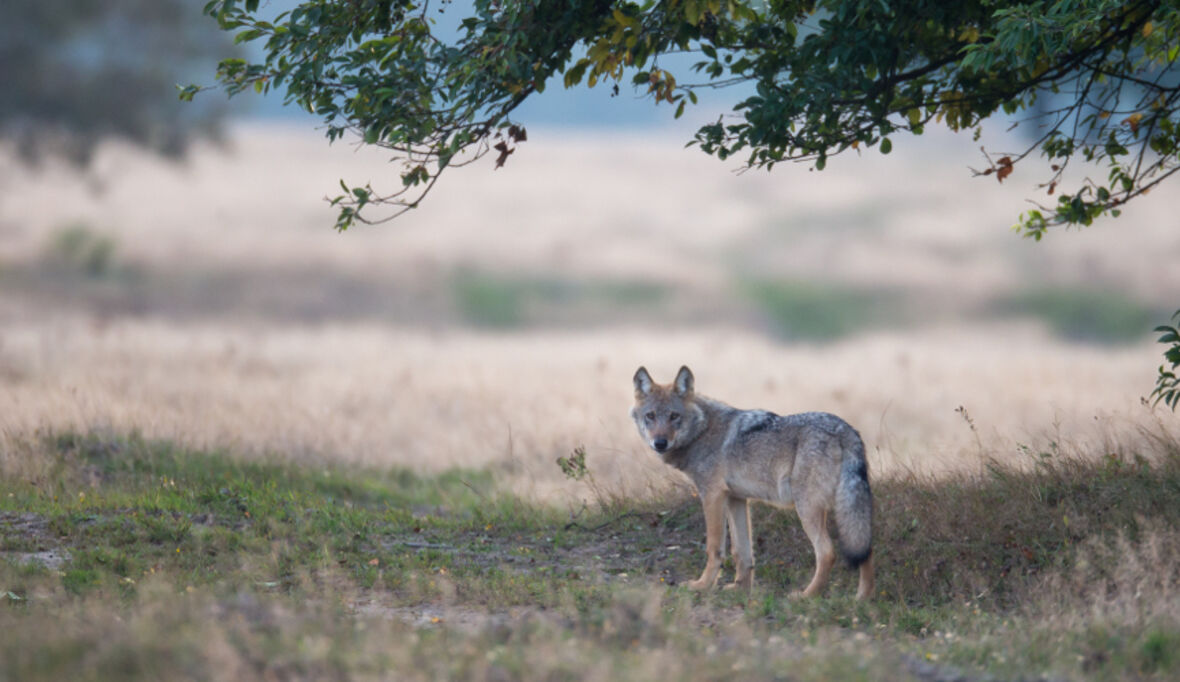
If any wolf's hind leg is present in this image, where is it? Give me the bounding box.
[795,502,835,598]
[856,552,875,600]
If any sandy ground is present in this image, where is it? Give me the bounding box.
[0,123,1176,501]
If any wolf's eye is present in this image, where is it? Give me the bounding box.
[668,412,680,422]
[644,412,656,422]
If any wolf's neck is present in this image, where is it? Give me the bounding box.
[695,395,738,430]
[665,396,734,461]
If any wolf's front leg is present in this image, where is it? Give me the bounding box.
[687,491,727,590]
[722,497,754,591]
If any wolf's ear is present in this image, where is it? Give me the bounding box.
[633,367,654,397]
[673,365,694,396]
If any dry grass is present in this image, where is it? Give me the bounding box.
[1,122,1178,502]
[0,317,1172,502]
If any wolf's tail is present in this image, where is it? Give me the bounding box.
[834,430,873,568]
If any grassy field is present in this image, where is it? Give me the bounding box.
[2,426,1179,680]
[2,125,1180,679]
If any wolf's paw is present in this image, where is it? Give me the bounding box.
[686,578,713,591]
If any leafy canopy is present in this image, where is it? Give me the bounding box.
[196,0,1180,232]
[195,0,1180,406]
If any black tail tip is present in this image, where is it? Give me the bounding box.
[843,547,872,570]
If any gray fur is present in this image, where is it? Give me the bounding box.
[835,431,873,567]
[633,366,654,397]
[673,365,694,395]
[631,367,874,598]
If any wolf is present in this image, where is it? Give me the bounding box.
[631,365,874,599]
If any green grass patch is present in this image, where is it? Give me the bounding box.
[450,269,665,328]
[2,430,531,599]
[3,427,1180,680]
[451,269,529,327]
[740,278,899,341]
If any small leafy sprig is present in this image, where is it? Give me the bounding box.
[1150,310,1180,410]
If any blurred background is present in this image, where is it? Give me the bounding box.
[1,1,1177,499]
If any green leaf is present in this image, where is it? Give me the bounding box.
[176,84,201,102]
[234,28,263,44]
[564,60,589,88]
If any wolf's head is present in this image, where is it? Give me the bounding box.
[631,365,706,454]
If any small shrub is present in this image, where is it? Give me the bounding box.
[556,447,589,482]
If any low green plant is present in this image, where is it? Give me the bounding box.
[556,446,589,482]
